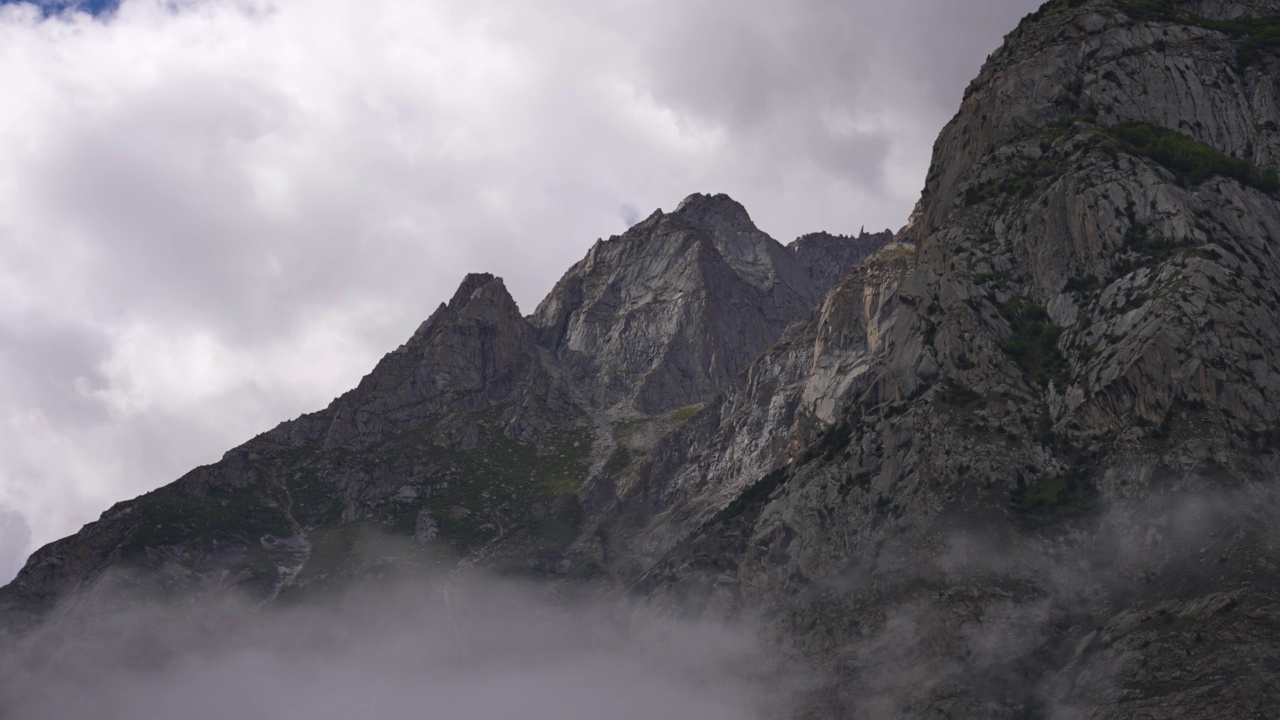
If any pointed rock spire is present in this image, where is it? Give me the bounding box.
[321,272,536,448]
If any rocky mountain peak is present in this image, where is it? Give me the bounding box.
[315,272,541,451]
[531,193,823,413]
[451,270,505,303]
[448,269,512,308]
[412,272,521,341]
[667,192,815,302]
[671,192,755,230]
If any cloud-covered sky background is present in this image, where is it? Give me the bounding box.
[0,0,1041,583]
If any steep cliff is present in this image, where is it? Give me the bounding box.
[611,1,1280,716]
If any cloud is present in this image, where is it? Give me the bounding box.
[830,484,1280,715]
[0,568,789,719]
[0,0,1042,573]
[0,510,30,585]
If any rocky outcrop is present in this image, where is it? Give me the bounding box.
[578,246,915,575]
[787,229,894,294]
[532,193,819,413]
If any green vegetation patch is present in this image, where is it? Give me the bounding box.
[1020,0,1090,27]
[797,419,855,465]
[361,412,594,550]
[1010,466,1097,519]
[1064,273,1102,294]
[669,404,704,422]
[938,379,984,408]
[120,485,293,558]
[603,445,633,476]
[997,299,1068,389]
[292,521,370,582]
[1115,0,1184,21]
[1109,122,1279,195]
[963,157,1059,206]
[1116,2,1280,67]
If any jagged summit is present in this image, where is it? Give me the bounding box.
[449,271,516,311]
[668,193,815,300]
[531,192,825,413]
[671,192,754,229]
[411,272,520,340]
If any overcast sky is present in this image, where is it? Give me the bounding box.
[0,0,1042,583]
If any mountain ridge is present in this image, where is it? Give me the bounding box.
[0,191,885,629]
[4,1,1280,717]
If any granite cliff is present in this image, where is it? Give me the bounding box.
[3,0,1279,717]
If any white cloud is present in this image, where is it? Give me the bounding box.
[2,569,793,719]
[0,0,1041,581]
[0,511,30,584]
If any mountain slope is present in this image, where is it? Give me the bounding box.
[0,194,870,630]
[0,273,595,624]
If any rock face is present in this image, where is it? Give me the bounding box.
[4,1,1280,717]
[607,1,1280,717]
[532,193,818,413]
[788,229,894,294]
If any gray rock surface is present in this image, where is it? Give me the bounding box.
[787,230,894,294]
[532,193,819,414]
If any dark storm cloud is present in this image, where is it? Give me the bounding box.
[0,0,1042,579]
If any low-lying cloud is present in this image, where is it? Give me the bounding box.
[1,567,793,719]
[829,482,1280,716]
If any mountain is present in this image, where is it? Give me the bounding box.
[531,193,823,414]
[0,192,870,625]
[4,0,1280,717]
[613,1,1280,716]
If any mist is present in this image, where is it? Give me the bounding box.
[816,481,1280,716]
[1,481,1275,718]
[0,565,796,720]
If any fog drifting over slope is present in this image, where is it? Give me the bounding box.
[3,485,1276,717]
[0,568,798,719]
